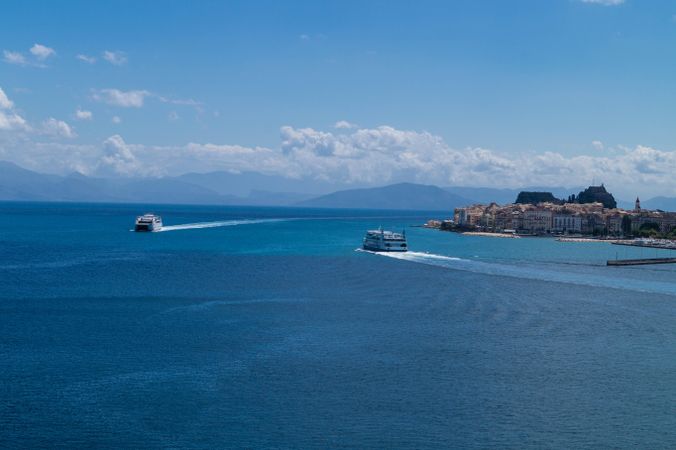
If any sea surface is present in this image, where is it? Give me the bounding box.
[1,202,675,448]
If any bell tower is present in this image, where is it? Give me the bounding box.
[634,197,641,212]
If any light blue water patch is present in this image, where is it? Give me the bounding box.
[360,249,676,297]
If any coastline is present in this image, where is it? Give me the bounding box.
[612,239,676,250]
[556,237,621,243]
[462,231,521,239]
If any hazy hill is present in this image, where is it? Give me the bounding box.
[0,161,317,205]
[515,191,562,205]
[0,161,62,200]
[175,171,336,197]
[0,161,230,204]
[296,183,473,211]
[642,197,676,211]
[1,160,672,211]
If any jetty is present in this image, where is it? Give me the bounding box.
[607,257,676,266]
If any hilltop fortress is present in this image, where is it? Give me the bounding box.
[453,185,676,237]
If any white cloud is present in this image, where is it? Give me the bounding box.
[156,95,202,107]
[592,140,604,151]
[0,111,28,131]
[112,116,121,124]
[30,44,55,60]
[181,142,285,176]
[97,134,145,176]
[92,88,202,110]
[299,33,327,42]
[579,0,624,5]
[334,120,358,129]
[42,118,77,138]
[3,122,676,198]
[0,87,28,131]
[102,50,127,65]
[0,87,14,109]
[273,126,676,196]
[92,89,150,107]
[4,44,55,67]
[3,50,28,66]
[75,109,93,120]
[76,54,96,64]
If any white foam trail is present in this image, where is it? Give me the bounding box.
[358,248,676,296]
[157,218,289,232]
[357,248,463,262]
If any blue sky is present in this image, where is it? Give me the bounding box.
[1,0,676,197]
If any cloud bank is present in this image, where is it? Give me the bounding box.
[2,118,676,198]
[0,85,674,197]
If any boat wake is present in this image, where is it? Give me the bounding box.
[157,218,290,232]
[357,249,463,263]
[357,249,676,296]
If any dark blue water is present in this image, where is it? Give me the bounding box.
[1,202,675,448]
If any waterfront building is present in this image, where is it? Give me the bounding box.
[582,212,607,235]
[606,211,630,236]
[522,208,553,233]
[451,190,674,237]
[455,205,485,228]
[553,213,582,234]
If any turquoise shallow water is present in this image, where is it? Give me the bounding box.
[1,202,675,448]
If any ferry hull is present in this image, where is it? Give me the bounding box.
[135,224,157,232]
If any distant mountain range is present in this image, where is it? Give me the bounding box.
[642,196,676,212]
[1,160,674,211]
[297,183,473,211]
[0,161,316,206]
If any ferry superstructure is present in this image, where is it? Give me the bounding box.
[135,213,163,232]
[363,228,408,252]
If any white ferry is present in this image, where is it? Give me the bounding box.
[363,228,408,252]
[135,213,163,232]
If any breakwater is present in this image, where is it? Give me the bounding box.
[607,257,676,266]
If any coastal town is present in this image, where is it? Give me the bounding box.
[427,185,676,245]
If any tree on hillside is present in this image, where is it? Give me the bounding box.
[576,185,617,209]
[514,191,562,205]
[621,215,632,236]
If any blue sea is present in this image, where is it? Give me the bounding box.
[1,202,675,448]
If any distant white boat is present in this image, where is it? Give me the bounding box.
[363,228,408,252]
[135,213,163,232]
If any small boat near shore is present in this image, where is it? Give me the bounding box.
[135,213,163,232]
[363,228,408,252]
